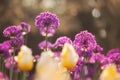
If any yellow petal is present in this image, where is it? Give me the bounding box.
[100,64,118,80]
[61,43,79,70]
[17,45,34,71]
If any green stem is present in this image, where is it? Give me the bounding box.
[23,72,26,80]
[10,49,15,80]
[45,27,48,51]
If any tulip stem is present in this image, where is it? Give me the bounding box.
[23,72,26,80]
[10,48,15,80]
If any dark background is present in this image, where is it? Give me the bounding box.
[0,0,120,54]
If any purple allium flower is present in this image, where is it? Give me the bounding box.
[34,54,40,62]
[54,36,72,47]
[107,48,120,56]
[35,11,60,37]
[18,22,31,35]
[73,30,97,56]
[90,53,105,64]
[3,25,22,38]
[0,41,11,58]
[5,57,21,72]
[0,72,9,80]
[93,45,103,53]
[38,40,52,50]
[10,38,24,49]
[107,49,120,64]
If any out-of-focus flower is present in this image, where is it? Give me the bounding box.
[18,22,31,35]
[0,41,11,58]
[107,48,120,64]
[54,36,72,47]
[35,11,60,37]
[10,38,24,49]
[73,30,97,57]
[93,45,103,53]
[90,53,105,64]
[38,40,53,50]
[107,48,120,56]
[35,50,70,80]
[3,26,22,38]
[0,71,9,80]
[100,64,120,80]
[34,54,40,62]
[5,56,20,72]
[17,45,34,71]
[61,43,79,70]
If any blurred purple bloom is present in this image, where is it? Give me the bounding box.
[54,36,72,47]
[34,54,40,62]
[35,11,59,37]
[5,57,21,72]
[38,40,52,50]
[0,72,9,80]
[106,48,120,64]
[73,30,97,56]
[90,53,105,64]
[18,22,31,35]
[10,38,24,49]
[93,45,103,53]
[3,26,22,38]
[107,48,120,56]
[0,41,11,58]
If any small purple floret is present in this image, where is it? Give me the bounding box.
[54,36,72,47]
[10,38,24,49]
[18,22,31,35]
[38,40,52,50]
[3,26,22,38]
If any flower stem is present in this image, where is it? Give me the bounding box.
[10,48,15,80]
[23,72,26,80]
[45,27,48,51]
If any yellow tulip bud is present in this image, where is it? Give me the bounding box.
[100,64,120,80]
[17,45,34,71]
[35,50,71,80]
[61,43,79,70]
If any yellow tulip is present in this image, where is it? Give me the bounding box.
[61,43,79,70]
[35,50,71,80]
[17,45,34,71]
[100,64,120,80]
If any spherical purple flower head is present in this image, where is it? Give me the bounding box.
[54,36,72,47]
[3,25,22,38]
[106,48,120,64]
[73,30,97,57]
[10,38,24,49]
[0,71,9,80]
[38,40,53,50]
[35,11,60,37]
[18,22,31,35]
[0,41,11,58]
[89,53,105,64]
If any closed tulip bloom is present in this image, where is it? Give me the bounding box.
[35,50,70,80]
[100,64,120,80]
[61,43,79,70]
[17,45,34,71]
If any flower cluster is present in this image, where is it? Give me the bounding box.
[0,11,120,80]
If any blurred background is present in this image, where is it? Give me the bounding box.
[0,0,120,54]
